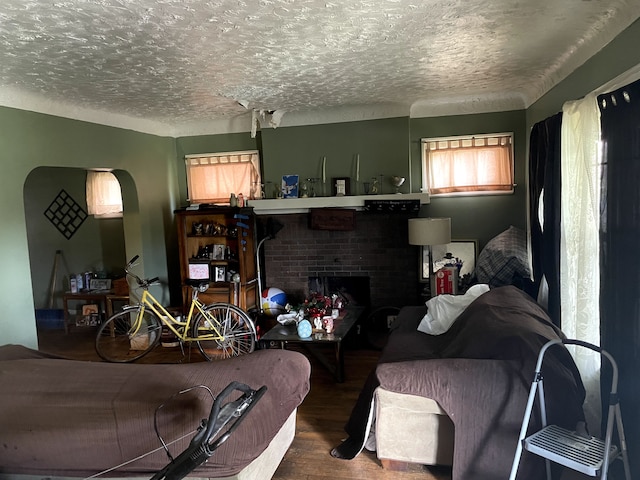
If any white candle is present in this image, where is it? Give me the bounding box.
[322,156,326,183]
[356,154,360,182]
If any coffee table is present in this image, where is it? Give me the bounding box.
[260,306,365,382]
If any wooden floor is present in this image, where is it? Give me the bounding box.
[37,327,452,480]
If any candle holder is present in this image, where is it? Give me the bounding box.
[391,176,405,194]
[306,177,320,197]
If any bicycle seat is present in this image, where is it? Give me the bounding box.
[186,279,210,290]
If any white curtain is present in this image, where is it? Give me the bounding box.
[185,150,261,204]
[86,171,123,217]
[425,134,513,194]
[560,93,601,435]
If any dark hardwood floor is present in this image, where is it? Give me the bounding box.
[37,327,452,480]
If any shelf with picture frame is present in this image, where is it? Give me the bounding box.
[420,239,478,292]
[250,192,430,214]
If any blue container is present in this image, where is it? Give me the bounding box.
[35,309,65,330]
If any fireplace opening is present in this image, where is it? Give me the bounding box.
[308,276,371,308]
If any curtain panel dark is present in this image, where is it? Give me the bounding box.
[528,113,563,326]
[598,78,640,475]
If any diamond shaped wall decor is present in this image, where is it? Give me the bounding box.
[44,189,87,239]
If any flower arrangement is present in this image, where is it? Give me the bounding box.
[301,292,333,318]
[283,291,348,324]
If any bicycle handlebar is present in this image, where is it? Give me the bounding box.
[126,255,201,292]
[125,255,159,288]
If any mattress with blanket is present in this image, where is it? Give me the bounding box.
[0,345,310,479]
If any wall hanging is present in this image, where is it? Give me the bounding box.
[44,189,87,239]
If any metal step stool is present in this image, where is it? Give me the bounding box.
[509,339,631,480]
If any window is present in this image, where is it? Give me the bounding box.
[86,171,123,217]
[422,133,514,196]
[185,150,261,204]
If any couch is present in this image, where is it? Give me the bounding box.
[333,286,586,480]
[0,345,310,480]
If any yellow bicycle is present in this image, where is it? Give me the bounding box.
[95,255,256,363]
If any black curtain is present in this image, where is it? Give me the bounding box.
[528,113,563,326]
[598,78,640,476]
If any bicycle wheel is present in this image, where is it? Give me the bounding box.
[96,307,162,362]
[193,303,256,360]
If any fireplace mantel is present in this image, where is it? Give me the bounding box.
[249,192,429,215]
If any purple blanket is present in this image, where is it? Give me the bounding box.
[334,286,585,480]
[0,346,310,478]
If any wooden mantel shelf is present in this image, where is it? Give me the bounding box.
[248,192,430,215]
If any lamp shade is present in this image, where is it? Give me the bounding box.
[408,217,451,246]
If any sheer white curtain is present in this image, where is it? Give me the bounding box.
[86,171,123,217]
[560,93,601,434]
[185,151,261,204]
[424,134,513,194]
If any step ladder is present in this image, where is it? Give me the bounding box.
[509,338,631,480]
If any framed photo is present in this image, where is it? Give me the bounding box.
[214,266,226,282]
[89,278,111,291]
[282,175,299,198]
[81,304,99,316]
[211,244,225,260]
[420,240,478,283]
[79,304,101,327]
[332,177,351,196]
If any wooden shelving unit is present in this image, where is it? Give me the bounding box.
[175,206,258,312]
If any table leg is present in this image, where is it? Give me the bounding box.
[301,343,345,383]
[63,297,70,334]
[335,342,345,383]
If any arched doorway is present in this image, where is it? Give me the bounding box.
[23,166,138,345]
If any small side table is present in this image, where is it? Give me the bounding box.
[62,292,129,334]
[105,294,130,317]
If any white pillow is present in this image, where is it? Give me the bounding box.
[417,284,490,335]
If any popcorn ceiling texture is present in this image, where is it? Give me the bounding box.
[0,0,638,136]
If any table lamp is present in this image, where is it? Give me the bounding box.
[408,217,452,296]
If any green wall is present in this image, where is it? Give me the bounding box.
[0,108,176,348]
[261,117,411,196]
[410,110,527,249]
[23,167,126,310]
[528,18,640,128]
[176,114,526,252]
[175,132,260,205]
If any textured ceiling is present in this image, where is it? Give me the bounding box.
[0,0,639,136]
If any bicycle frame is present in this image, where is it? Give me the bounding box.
[127,288,224,342]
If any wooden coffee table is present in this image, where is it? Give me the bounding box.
[260,306,365,382]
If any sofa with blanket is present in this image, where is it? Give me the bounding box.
[333,286,586,480]
[0,345,311,480]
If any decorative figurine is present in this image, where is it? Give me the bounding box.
[323,316,334,333]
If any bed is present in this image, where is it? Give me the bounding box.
[0,345,311,480]
[332,286,586,480]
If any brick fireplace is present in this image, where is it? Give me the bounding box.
[260,211,420,309]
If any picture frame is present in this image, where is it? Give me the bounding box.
[81,304,99,316]
[420,240,478,283]
[332,177,351,196]
[211,244,225,260]
[214,265,226,282]
[79,304,101,327]
[89,278,111,291]
[282,175,299,198]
